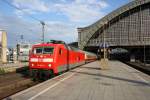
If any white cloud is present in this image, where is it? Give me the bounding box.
[50,0,109,22]
[75,0,108,8]
[11,0,109,28]
[0,13,41,46]
[12,0,49,14]
[1,0,109,47]
[12,0,109,23]
[0,13,76,47]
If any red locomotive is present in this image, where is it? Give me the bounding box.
[29,40,85,79]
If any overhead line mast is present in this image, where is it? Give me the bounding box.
[40,21,45,43]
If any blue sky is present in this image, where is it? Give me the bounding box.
[0,0,131,47]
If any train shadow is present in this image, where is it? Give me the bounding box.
[80,66,101,70]
[70,70,150,87]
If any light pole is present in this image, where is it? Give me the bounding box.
[40,21,45,43]
[103,21,108,60]
[100,21,109,70]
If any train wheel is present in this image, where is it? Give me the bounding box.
[40,70,54,81]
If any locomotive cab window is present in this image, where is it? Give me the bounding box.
[43,47,54,54]
[34,47,43,54]
[33,47,54,54]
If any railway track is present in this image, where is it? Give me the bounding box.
[0,69,39,99]
[120,61,150,75]
[0,65,65,99]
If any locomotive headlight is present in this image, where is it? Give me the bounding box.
[48,64,52,67]
[43,58,53,62]
[31,64,34,66]
[30,58,38,62]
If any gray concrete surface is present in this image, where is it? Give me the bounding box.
[9,61,150,100]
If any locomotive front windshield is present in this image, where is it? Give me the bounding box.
[33,47,54,54]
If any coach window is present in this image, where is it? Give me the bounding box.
[59,48,62,55]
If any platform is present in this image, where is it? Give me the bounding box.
[8,61,150,100]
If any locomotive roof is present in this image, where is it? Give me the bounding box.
[32,42,84,53]
[32,43,64,47]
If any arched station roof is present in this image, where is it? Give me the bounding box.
[78,0,150,49]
